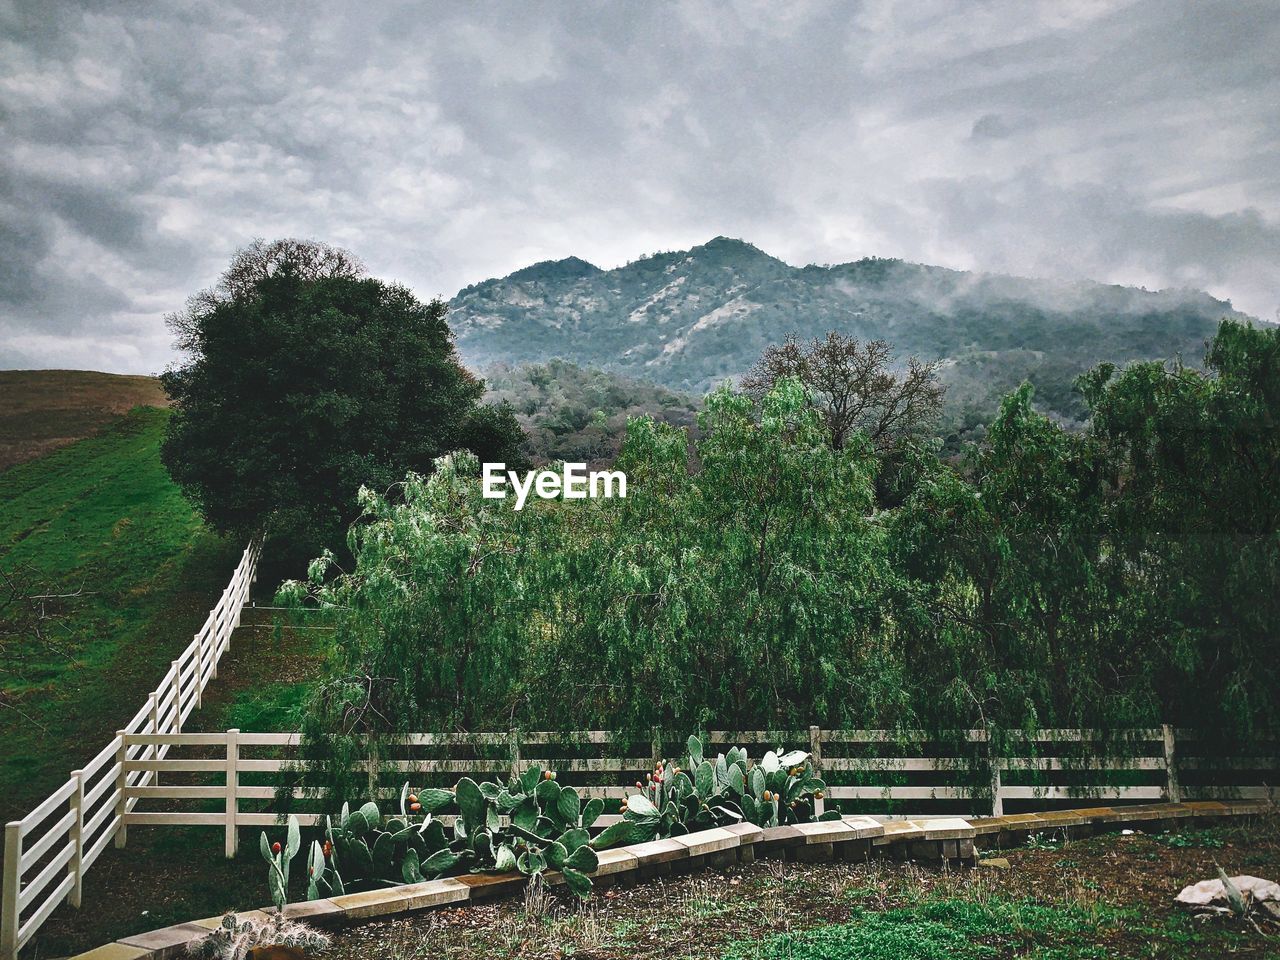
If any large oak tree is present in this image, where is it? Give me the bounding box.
[161,239,524,570]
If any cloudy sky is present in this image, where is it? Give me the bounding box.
[2,0,1278,373]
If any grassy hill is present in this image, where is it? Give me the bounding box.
[0,369,169,472]
[0,400,237,822]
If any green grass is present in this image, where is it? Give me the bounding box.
[1153,829,1225,849]
[219,678,314,732]
[720,897,1244,960]
[0,406,236,821]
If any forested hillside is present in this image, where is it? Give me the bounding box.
[450,237,1251,431]
[483,359,700,466]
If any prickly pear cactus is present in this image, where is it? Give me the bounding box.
[259,815,301,911]
[262,767,606,907]
[597,735,839,849]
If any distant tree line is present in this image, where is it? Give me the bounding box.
[484,358,700,468]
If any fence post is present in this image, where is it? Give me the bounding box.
[195,631,204,707]
[148,693,160,788]
[114,731,129,849]
[809,725,825,817]
[233,576,244,630]
[987,729,1004,817]
[509,727,520,782]
[2,821,21,960]
[225,729,240,858]
[1162,724,1180,803]
[170,659,182,733]
[66,769,85,909]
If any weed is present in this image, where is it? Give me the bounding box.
[1153,829,1224,849]
[681,876,732,920]
[1025,832,1064,852]
[723,897,1136,960]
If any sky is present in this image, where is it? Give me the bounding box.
[2,0,1279,373]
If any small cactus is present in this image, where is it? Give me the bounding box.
[187,911,330,960]
[259,816,300,912]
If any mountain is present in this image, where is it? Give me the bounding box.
[450,237,1253,431]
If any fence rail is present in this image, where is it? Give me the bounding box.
[105,725,1275,851]
[1,539,260,960]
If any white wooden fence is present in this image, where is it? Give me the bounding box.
[108,725,1275,856]
[1,539,260,960]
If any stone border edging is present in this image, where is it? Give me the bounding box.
[68,800,1273,960]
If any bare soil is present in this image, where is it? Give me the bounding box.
[323,818,1280,960]
[0,369,168,472]
[26,817,1280,959]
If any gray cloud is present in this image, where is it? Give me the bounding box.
[1,0,1278,372]
[970,115,1019,140]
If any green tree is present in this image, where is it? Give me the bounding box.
[280,379,907,803]
[1080,318,1280,735]
[161,239,524,569]
[889,385,1133,733]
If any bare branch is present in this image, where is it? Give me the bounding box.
[744,331,945,451]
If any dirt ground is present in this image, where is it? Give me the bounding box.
[0,370,168,472]
[319,817,1280,960]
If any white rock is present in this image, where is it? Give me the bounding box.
[1175,876,1280,908]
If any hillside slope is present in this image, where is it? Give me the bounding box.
[0,370,169,471]
[484,359,701,467]
[450,237,1251,425]
[0,407,235,822]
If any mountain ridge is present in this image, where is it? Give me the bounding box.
[449,237,1252,426]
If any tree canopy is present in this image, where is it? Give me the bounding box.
[161,239,524,569]
[743,332,944,452]
[282,319,1280,780]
